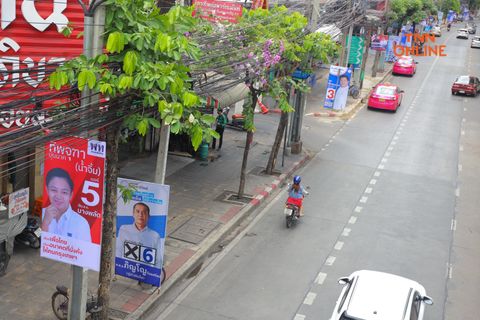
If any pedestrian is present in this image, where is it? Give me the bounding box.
[212,108,227,150]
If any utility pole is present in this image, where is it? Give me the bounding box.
[345,24,354,67]
[69,3,105,320]
[359,27,371,89]
[372,26,382,77]
[154,122,170,184]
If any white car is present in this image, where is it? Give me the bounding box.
[457,29,469,39]
[471,36,480,48]
[430,26,441,37]
[330,270,433,320]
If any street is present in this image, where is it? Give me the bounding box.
[146,28,480,320]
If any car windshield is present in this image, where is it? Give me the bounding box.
[456,76,471,84]
[398,59,411,65]
[375,86,396,96]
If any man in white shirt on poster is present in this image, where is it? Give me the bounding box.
[116,202,163,268]
[41,168,91,242]
[333,74,350,111]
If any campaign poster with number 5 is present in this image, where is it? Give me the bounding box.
[115,178,169,287]
[41,137,106,271]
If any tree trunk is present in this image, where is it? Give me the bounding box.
[237,90,258,198]
[265,111,288,174]
[97,125,120,319]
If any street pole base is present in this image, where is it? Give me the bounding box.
[291,141,302,154]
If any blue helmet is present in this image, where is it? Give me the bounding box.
[293,175,301,184]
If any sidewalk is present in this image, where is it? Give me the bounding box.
[0,112,310,320]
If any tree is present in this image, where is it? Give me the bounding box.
[388,0,435,25]
[439,0,461,15]
[50,0,216,317]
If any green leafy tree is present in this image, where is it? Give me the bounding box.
[388,0,438,25]
[49,1,216,316]
[439,0,461,14]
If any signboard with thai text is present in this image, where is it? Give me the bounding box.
[8,187,29,218]
[0,0,85,133]
[193,0,243,23]
[41,136,106,271]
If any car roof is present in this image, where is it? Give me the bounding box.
[345,270,425,320]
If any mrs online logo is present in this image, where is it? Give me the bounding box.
[394,34,447,57]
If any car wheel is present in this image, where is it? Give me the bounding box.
[452,91,456,95]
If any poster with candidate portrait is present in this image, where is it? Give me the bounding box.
[115,178,169,287]
[324,65,352,111]
[370,34,388,51]
[385,35,401,62]
[41,137,106,271]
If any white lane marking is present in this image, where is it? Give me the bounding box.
[464,98,468,102]
[458,164,462,172]
[334,241,344,250]
[365,187,373,194]
[325,256,336,266]
[329,139,333,143]
[391,141,397,145]
[451,219,457,231]
[326,143,330,147]
[461,130,465,135]
[400,123,405,127]
[462,118,466,123]
[385,152,391,157]
[360,196,368,203]
[315,272,327,285]
[294,314,306,320]
[342,228,351,236]
[354,206,363,213]
[447,264,453,279]
[303,292,317,305]
[459,145,464,151]
[349,216,357,224]
[265,186,272,193]
[378,164,385,169]
[321,148,325,151]
[455,188,460,197]
[381,158,388,163]
[464,107,467,111]
[393,136,399,140]
[374,171,381,177]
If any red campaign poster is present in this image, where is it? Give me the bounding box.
[193,0,243,23]
[41,136,106,271]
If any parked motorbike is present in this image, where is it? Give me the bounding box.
[0,208,27,277]
[15,216,41,249]
[222,107,246,131]
[447,24,451,31]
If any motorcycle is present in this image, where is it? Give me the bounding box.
[447,25,451,31]
[222,106,246,131]
[284,198,301,228]
[15,216,41,249]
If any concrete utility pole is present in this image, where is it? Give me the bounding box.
[69,4,105,320]
[372,26,383,77]
[359,27,371,89]
[154,122,170,184]
[345,24,354,67]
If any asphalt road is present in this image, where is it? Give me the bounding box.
[149,26,480,320]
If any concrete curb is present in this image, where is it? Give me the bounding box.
[124,151,313,320]
[311,67,393,119]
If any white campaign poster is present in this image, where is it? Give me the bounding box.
[8,188,29,218]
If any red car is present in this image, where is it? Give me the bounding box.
[451,75,480,96]
[368,84,404,112]
[392,56,417,76]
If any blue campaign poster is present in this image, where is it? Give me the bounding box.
[115,178,170,287]
[385,35,400,62]
[324,65,352,111]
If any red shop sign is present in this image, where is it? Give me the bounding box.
[0,0,85,133]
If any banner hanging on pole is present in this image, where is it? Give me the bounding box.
[41,137,106,271]
[115,178,169,287]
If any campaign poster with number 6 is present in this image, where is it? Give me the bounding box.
[41,137,106,271]
[115,178,169,287]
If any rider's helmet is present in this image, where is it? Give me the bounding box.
[293,175,301,185]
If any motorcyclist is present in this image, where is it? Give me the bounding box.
[447,23,451,31]
[287,176,308,217]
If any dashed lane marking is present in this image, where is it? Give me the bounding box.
[303,292,317,306]
[458,164,462,172]
[378,164,385,169]
[354,206,362,213]
[365,187,372,194]
[348,217,357,224]
[451,219,457,231]
[374,171,381,177]
[334,241,344,250]
[325,256,336,266]
[455,188,460,197]
[459,145,464,152]
[294,314,306,320]
[360,196,368,203]
[315,272,327,285]
[342,228,351,236]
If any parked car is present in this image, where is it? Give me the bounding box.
[392,56,417,76]
[367,84,404,112]
[466,23,477,34]
[430,25,442,37]
[457,29,469,39]
[471,36,480,48]
[451,75,480,96]
[330,270,433,320]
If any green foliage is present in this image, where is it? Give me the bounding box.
[49,0,213,151]
[388,0,436,23]
[439,0,461,14]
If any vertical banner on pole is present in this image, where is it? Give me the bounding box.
[41,137,106,271]
[115,178,169,287]
[324,65,352,111]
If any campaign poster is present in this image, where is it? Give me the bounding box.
[385,35,401,62]
[8,188,29,219]
[324,65,352,111]
[41,137,106,271]
[370,34,388,51]
[115,178,169,287]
